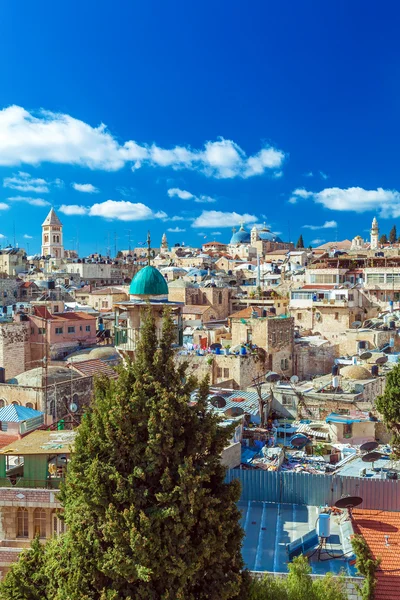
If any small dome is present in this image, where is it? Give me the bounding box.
[129,265,168,297]
[340,365,372,380]
[230,225,251,245]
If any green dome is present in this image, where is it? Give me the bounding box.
[129,266,168,296]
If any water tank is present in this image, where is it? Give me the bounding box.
[332,376,339,388]
[318,513,331,538]
[371,365,379,377]
[332,365,339,376]
[0,367,5,384]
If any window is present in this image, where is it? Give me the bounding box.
[343,423,353,438]
[53,305,59,313]
[55,327,63,334]
[223,368,229,378]
[102,301,108,308]
[86,325,91,332]
[52,511,65,536]
[348,294,354,301]
[217,367,223,378]
[80,326,83,331]
[49,399,55,418]
[280,358,289,371]
[218,292,222,305]
[247,329,252,342]
[11,401,19,406]
[282,395,293,406]
[17,508,28,538]
[34,509,46,538]
[68,326,75,333]
[38,327,45,335]
[334,312,339,321]
[26,402,34,409]
[0,399,5,408]
[31,327,35,334]
[297,313,302,321]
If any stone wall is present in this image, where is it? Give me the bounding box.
[0,279,19,305]
[0,321,31,379]
[293,342,337,379]
[177,353,267,389]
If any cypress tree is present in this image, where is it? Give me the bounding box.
[0,536,48,600]
[52,307,244,599]
[376,363,400,455]
[389,225,397,244]
[380,233,388,244]
[296,235,305,249]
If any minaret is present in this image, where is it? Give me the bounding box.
[370,216,379,250]
[41,208,64,258]
[251,224,258,245]
[161,232,168,253]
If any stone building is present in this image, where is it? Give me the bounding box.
[250,223,294,256]
[168,282,233,320]
[84,286,128,311]
[178,353,267,389]
[0,320,31,379]
[229,307,294,375]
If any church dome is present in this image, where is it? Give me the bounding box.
[258,231,283,242]
[230,225,251,244]
[129,265,168,297]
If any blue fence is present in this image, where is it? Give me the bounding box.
[226,469,400,511]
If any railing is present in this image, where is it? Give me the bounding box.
[0,477,63,489]
[115,326,183,351]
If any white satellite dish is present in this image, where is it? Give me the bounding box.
[290,375,299,384]
[69,402,78,413]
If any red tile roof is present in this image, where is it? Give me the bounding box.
[33,307,96,321]
[353,509,400,600]
[228,306,275,319]
[69,359,118,379]
[0,433,20,449]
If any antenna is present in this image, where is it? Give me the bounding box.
[114,231,118,258]
[126,229,132,252]
[147,231,151,265]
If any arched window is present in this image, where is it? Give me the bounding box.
[0,399,5,408]
[218,292,222,305]
[11,401,19,406]
[53,236,56,243]
[26,402,34,409]
[34,509,46,538]
[52,510,65,536]
[56,236,60,243]
[17,508,28,537]
[49,399,55,418]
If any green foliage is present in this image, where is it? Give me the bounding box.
[0,536,48,600]
[1,307,245,600]
[389,225,397,244]
[379,233,388,244]
[246,555,347,600]
[376,363,400,454]
[296,235,305,249]
[351,535,381,600]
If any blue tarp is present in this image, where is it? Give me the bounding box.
[325,412,371,425]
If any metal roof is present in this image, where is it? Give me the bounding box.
[0,405,43,423]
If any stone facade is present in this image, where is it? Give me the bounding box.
[0,279,20,305]
[168,286,233,320]
[0,321,31,379]
[293,341,337,380]
[178,353,268,389]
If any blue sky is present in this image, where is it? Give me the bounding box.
[0,1,399,255]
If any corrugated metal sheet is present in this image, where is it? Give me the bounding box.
[226,469,400,512]
[0,405,42,423]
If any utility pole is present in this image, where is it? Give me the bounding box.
[126,229,132,252]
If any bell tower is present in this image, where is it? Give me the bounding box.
[41,208,64,258]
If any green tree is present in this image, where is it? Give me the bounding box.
[389,225,397,244]
[296,235,305,249]
[247,555,347,600]
[351,535,381,600]
[379,234,388,244]
[0,537,48,600]
[376,363,400,455]
[1,308,245,600]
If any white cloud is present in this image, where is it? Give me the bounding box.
[303,171,314,177]
[89,200,167,222]
[192,210,258,228]
[303,220,337,230]
[72,183,99,193]
[211,231,222,235]
[167,227,186,233]
[311,238,325,245]
[167,187,216,203]
[3,171,60,193]
[23,234,33,239]
[301,186,400,218]
[167,188,194,200]
[167,215,186,222]
[289,188,314,204]
[0,106,285,177]
[59,204,88,216]
[0,203,9,211]
[319,171,329,180]
[7,196,50,207]
[0,234,5,239]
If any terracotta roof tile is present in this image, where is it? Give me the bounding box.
[353,509,400,600]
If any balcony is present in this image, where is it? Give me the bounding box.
[115,325,183,352]
[0,477,63,489]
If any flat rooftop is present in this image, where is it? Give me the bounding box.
[336,454,400,478]
[0,430,76,455]
[239,501,357,576]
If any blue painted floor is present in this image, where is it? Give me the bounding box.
[239,501,356,576]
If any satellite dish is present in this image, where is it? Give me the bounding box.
[266,371,280,383]
[362,451,382,463]
[351,321,362,329]
[290,375,299,384]
[359,351,372,360]
[376,356,388,365]
[69,402,78,413]
[334,496,363,510]
[360,441,379,452]
[210,396,226,409]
